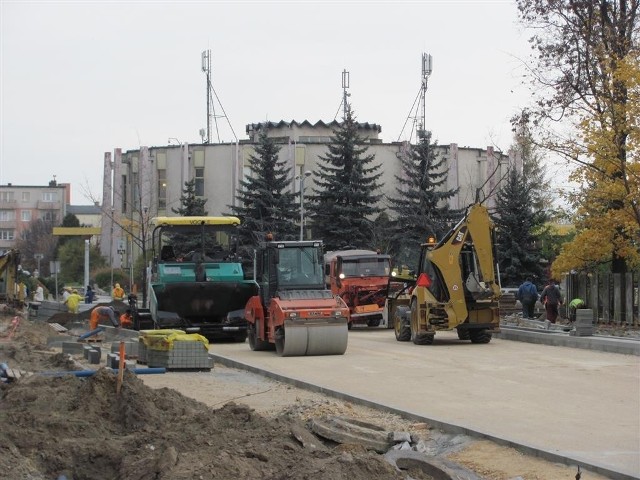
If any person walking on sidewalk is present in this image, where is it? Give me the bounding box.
[517,277,539,319]
[540,280,563,323]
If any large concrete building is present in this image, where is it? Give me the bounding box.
[100,120,514,271]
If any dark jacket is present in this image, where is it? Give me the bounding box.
[540,284,563,305]
[517,281,538,304]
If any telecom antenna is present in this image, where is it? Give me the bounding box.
[397,53,433,143]
[342,69,350,119]
[201,49,238,144]
[333,69,351,121]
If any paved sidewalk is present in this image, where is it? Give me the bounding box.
[210,329,640,479]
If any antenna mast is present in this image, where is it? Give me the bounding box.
[333,69,351,121]
[201,49,237,144]
[342,69,350,119]
[417,53,433,138]
[397,52,433,143]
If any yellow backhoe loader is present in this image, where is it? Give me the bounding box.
[0,249,22,307]
[387,204,501,344]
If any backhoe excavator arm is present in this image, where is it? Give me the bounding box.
[425,204,500,324]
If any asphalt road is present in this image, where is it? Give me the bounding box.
[209,328,640,479]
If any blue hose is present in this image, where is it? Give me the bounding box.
[39,367,166,377]
[77,327,105,340]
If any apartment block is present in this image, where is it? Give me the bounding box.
[0,179,71,252]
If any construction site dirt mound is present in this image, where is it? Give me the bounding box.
[0,313,613,480]
[1,366,414,480]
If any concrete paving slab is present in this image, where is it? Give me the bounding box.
[209,329,640,479]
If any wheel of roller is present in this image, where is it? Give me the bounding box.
[306,322,348,356]
[275,324,308,356]
[248,320,271,351]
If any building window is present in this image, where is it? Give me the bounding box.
[22,192,30,202]
[21,211,31,222]
[0,210,15,221]
[195,167,204,196]
[0,192,14,202]
[0,229,15,240]
[42,211,56,223]
[132,173,139,210]
[158,169,167,209]
[42,192,58,202]
[121,175,127,213]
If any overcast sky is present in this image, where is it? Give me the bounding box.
[1,0,542,204]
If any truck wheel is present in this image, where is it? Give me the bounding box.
[457,327,471,341]
[394,306,411,342]
[367,318,381,328]
[233,332,248,343]
[469,329,492,344]
[410,299,434,345]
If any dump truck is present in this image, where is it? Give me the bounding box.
[387,203,501,344]
[135,216,258,342]
[324,249,391,328]
[244,239,350,356]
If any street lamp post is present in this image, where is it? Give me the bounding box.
[110,208,115,294]
[296,171,312,241]
[34,253,43,278]
[141,205,148,308]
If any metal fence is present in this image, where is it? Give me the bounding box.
[562,272,640,325]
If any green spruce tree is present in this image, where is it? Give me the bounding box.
[172,179,208,216]
[227,132,299,245]
[307,105,383,251]
[494,119,549,286]
[387,131,460,269]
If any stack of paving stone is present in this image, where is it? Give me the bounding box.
[82,345,102,364]
[141,330,212,370]
[570,308,594,336]
[110,340,139,359]
[137,329,185,365]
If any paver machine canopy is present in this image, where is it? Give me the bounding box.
[142,216,258,341]
[245,240,350,356]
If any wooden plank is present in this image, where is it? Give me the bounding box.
[625,273,634,325]
[591,272,599,324]
[48,323,68,333]
[614,273,622,323]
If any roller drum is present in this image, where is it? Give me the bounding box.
[277,319,348,357]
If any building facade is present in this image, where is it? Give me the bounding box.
[100,120,514,270]
[0,180,71,253]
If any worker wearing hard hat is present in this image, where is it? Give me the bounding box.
[64,289,84,314]
[119,309,134,329]
[89,306,120,330]
[112,283,126,301]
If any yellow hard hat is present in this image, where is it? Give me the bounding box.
[72,289,78,294]
[115,283,120,288]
